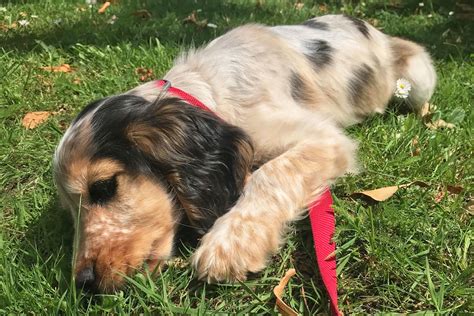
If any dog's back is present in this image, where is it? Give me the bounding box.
[161,15,435,129]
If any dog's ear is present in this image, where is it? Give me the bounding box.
[126,98,253,233]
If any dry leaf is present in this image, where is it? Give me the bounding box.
[135,67,154,82]
[22,111,51,129]
[352,181,428,202]
[294,2,304,10]
[411,136,421,156]
[274,269,298,316]
[434,189,445,203]
[447,185,463,195]
[420,102,431,118]
[98,1,111,14]
[426,119,455,130]
[40,64,74,73]
[132,9,152,19]
[183,11,208,28]
[465,199,474,215]
[319,4,328,13]
[368,18,380,27]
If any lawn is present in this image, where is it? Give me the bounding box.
[0,0,472,314]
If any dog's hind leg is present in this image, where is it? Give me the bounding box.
[390,37,436,111]
[192,123,357,282]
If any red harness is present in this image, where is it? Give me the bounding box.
[157,79,340,315]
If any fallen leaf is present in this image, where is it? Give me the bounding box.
[72,77,81,84]
[22,111,51,129]
[319,4,328,13]
[411,136,421,156]
[434,189,445,203]
[465,199,474,215]
[352,181,429,202]
[183,11,208,28]
[274,269,298,316]
[132,9,151,19]
[447,185,463,195]
[353,185,399,201]
[368,18,379,27]
[420,102,431,118]
[294,2,304,10]
[425,119,455,130]
[98,1,111,14]
[40,64,74,73]
[135,67,154,82]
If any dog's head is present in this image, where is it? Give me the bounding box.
[53,94,253,292]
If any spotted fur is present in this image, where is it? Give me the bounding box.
[54,14,436,291]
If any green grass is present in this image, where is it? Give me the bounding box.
[0,0,472,314]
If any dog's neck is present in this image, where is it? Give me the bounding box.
[127,68,218,113]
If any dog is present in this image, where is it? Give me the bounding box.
[53,14,436,293]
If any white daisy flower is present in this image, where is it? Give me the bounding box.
[395,78,412,99]
[18,19,29,26]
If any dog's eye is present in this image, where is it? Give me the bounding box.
[89,176,117,205]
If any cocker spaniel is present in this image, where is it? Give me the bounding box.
[53,14,436,292]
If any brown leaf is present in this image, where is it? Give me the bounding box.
[352,181,429,202]
[183,11,208,28]
[425,119,455,130]
[411,136,421,156]
[132,9,152,19]
[40,64,74,73]
[98,1,111,14]
[135,67,154,82]
[447,185,463,195]
[420,102,431,118]
[294,2,304,10]
[274,269,298,316]
[354,185,399,201]
[22,111,51,129]
[465,199,474,215]
[319,4,328,13]
[434,189,445,203]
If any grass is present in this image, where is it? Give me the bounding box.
[0,0,472,314]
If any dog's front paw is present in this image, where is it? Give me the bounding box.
[192,214,278,283]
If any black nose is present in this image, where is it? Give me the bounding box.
[75,266,96,293]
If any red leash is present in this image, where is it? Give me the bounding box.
[156,79,340,315]
[309,190,340,315]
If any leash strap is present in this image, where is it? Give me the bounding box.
[155,79,340,314]
[309,190,340,315]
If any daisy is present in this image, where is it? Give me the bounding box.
[18,19,29,27]
[395,78,411,99]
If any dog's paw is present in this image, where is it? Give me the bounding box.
[192,213,276,283]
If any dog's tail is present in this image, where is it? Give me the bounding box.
[390,37,437,111]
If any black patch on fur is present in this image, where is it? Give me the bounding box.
[348,64,375,107]
[89,176,118,205]
[302,19,329,31]
[290,72,312,103]
[305,39,333,69]
[88,95,253,234]
[344,14,370,38]
[73,98,104,124]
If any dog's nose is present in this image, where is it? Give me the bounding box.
[75,265,96,292]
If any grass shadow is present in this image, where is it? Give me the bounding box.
[18,197,74,292]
